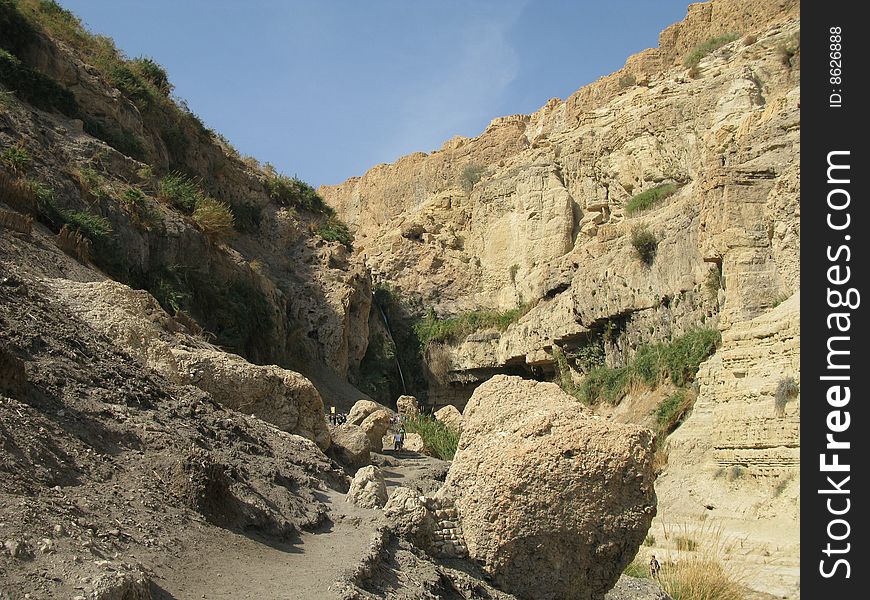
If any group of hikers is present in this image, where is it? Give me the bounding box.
[327,408,347,425]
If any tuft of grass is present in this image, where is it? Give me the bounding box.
[192,196,235,238]
[777,32,800,67]
[660,559,743,600]
[129,56,172,95]
[656,390,693,435]
[774,376,799,416]
[158,172,201,213]
[683,33,740,68]
[315,216,353,250]
[1,143,31,174]
[644,534,657,547]
[623,556,651,579]
[674,536,698,552]
[625,183,678,216]
[0,171,39,213]
[62,209,112,240]
[414,303,534,347]
[631,224,658,265]
[402,414,459,461]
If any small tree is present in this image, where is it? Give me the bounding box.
[631,224,658,265]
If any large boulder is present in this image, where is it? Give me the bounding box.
[347,399,393,426]
[44,279,331,449]
[440,375,657,600]
[383,486,437,550]
[434,405,463,432]
[172,348,330,450]
[360,409,392,451]
[346,465,388,509]
[396,395,420,418]
[328,424,371,469]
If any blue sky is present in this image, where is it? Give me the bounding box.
[59,1,693,186]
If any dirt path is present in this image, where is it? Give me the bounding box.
[151,488,382,600]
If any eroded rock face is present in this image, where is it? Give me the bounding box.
[45,279,330,449]
[396,395,420,418]
[347,465,387,509]
[328,424,372,469]
[441,375,656,600]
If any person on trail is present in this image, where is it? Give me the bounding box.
[649,555,661,579]
[398,427,406,450]
[393,431,403,451]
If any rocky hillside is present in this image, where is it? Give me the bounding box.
[1,0,371,394]
[321,0,800,596]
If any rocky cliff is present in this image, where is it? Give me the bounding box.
[1,0,371,394]
[321,0,800,595]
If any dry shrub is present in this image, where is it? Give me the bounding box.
[659,558,744,600]
[193,197,235,238]
[656,522,746,600]
[0,172,38,214]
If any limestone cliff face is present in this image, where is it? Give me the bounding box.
[321,0,800,594]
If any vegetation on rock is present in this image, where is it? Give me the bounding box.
[683,33,741,68]
[625,183,678,216]
[414,302,534,347]
[631,224,658,265]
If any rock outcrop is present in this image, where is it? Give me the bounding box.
[328,423,372,469]
[346,465,388,509]
[45,279,330,449]
[441,375,656,600]
[359,410,392,451]
[434,405,463,432]
[347,399,393,426]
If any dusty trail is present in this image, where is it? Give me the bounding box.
[152,488,382,600]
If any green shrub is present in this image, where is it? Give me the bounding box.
[618,73,637,89]
[122,186,145,206]
[644,534,656,547]
[129,56,171,95]
[108,63,154,109]
[231,203,263,234]
[315,216,353,249]
[683,33,740,68]
[63,209,112,240]
[266,173,333,214]
[158,172,201,213]
[631,224,658,265]
[1,144,31,173]
[414,303,533,347]
[459,164,486,192]
[656,390,693,436]
[579,329,719,404]
[566,339,606,372]
[705,266,722,299]
[403,414,459,460]
[625,183,678,216]
[193,196,235,238]
[659,558,744,600]
[774,376,799,416]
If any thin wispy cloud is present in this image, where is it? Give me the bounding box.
[382,2,527,162]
